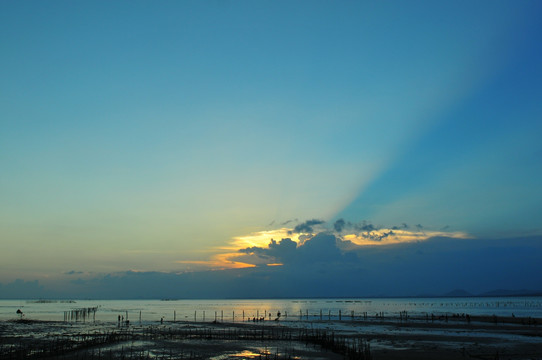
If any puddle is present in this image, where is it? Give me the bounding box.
[211,349,270,359]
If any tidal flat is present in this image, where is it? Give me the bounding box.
[1,314,541,359]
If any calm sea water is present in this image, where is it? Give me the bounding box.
[1,297,541,323]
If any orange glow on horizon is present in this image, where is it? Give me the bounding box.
[177,252,256,270]
[176,228,300,270]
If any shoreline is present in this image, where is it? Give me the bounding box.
[7,293,542,301]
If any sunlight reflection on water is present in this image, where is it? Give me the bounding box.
[210,349,268,360]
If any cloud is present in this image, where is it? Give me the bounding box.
[238,238,297,264]
[3,236,542,299]
[281,219,298,226]
[361,230,395,242]
[297,233,356,263]
[392,223,409,230]
[334,218,346,232]
[328,219,441,246]
[343,228,469,247]
[331,219,382,233]
[212,220,464,270]
[236,233,357,267]
[0,279,48,299]
[65,270,84,275]
[331,219,426,244]
[355,221,377,232]
[200,220,467,271]
[288,219,325,235]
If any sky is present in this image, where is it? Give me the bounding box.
[1,1,542,299]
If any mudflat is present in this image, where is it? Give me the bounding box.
[1,315,540,359]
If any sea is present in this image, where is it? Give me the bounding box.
[1,297,541,323]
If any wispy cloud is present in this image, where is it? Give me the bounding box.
[287,219,325,235]
[280,219,298,226]
[64,270,84,275]
[333,219,379,233]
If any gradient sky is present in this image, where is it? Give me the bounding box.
[1,1,542,298]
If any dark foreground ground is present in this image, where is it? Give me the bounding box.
[0,315,541,359]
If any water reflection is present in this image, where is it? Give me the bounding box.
[210,348,301,360]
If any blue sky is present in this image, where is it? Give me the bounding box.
[1,1,541,298]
